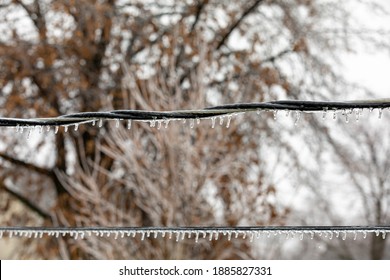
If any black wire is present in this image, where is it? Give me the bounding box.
[1,99,389,127]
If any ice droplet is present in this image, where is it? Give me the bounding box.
[196,118,200,125]
[378,108,383,119]
[219,116,224,126]
[273,110,278,120]
[115,119,120,128]
[182,119,187,124]
[294,111,301,126]
[211,117,216,128]
[98,119,103,127]
[226,115,232,128]
[369,107,374,112]
[190,119,195,128]
[74,124,79,131]
[333,110,337,120]
[127,120,132,130]
[54,126,59,134]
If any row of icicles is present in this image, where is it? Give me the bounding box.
[12,107,386,139]
[0,229,388,242]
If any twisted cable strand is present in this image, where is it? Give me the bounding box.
[1,99,389,127]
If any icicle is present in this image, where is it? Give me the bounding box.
[190,119,195,128]
[146,231,151,238]
[169,231,173,239]
[39,125,43,134]
[234,231,239,239]
[227,231,232,241]
[98,119,103,127]
[115,119,120,128]
[310,231,314,239]
[164,119,170,128]
[300,232,304,240]
[211,117,216,128]
[378,108,383,119]
[0,231,3,239]
[294,111,301,126]
[369,107,374,112]
[375,230,380,237]
[55,126,59,134]
[322,108,327,120]
[209,232,213,241]
[114,232,119,239]
[127,119,132,130]
[27,127,33,139]
[226,115,232,128]
[214,231,219,240]
[196,118,200,125]
[329,231,333,240]
[161,231,166,238]
[74,232,79,240]
[382,231,386,239]
[363,231,367,239]
[342,231,347,240]
[46,126,50,132]
[273,110,278,120]
[15,124,20,133]
[250,232,255,242]
[257,109,261,115]
[353,231,357,240]
[344,109,349,123]
[157,120,162,130]
[286,110,290,117]
[150,119,155,127]
[74,124,79,131]
[176,232,180,242]
[141,232,145,241]
[92,120,96,126]
[219,116,224,126]
[154,231,158,239]
[182,119,187,124]
[333,110,337,120]
[195,231,199,243]
[64,126,69,132]
[20,126,24,134]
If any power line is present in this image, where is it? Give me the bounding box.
[1,99,389,127]
[0,226,389,241]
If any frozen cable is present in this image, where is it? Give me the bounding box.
[0,99,389,127]
[0,226,389,241]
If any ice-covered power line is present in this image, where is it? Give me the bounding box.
[0,226,389,242]
[1,99,389,129]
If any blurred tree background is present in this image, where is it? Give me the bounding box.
[0,0,389,259]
